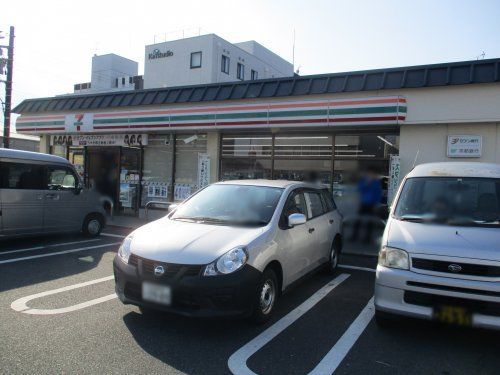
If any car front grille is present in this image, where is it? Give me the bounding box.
[411,257,500,278]
[404,290,500,317]
[128,254,203,279]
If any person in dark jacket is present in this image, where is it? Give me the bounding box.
[350,166,382,243]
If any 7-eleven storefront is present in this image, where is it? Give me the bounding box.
[15,96,405,217]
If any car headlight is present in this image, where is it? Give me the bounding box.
[203,246,248,276]
[118,235,133,263]
[378,246,409,270]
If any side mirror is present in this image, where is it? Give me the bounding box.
[167,203,178,213]
[74,184,83,195]
[288,213,306,227]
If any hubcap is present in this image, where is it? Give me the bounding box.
[259,279,275,315]
[88,219,101,235]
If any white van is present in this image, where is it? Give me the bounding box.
[0,149,106,238]
[375,162,500,330]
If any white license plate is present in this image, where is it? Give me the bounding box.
[142,282,172,305]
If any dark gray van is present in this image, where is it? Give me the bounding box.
[0,149,106,238]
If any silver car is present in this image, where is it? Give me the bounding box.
[0,148,106,238]
[114,180,343,322]
[375,162,500,330]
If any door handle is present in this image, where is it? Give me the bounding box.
[329,219,334,224]
[308,228,315,233]
[45,193,60,200]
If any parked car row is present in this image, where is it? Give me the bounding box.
[2,149,499,329]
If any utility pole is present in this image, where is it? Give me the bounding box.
[1,26,15,149]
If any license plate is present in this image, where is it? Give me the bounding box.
[433,305,472,326]
[142,282,172,306]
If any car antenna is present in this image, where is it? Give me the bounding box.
[412,149,420,169]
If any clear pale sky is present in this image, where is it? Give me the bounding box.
[2,0,500,130]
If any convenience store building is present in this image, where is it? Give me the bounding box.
[13,58,500,217]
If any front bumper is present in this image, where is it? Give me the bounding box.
[375,265,500,330]
[113,256,262,318]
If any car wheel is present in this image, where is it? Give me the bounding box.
[326,236,341,274]
[251,269,278,324]
[83,214,103,237]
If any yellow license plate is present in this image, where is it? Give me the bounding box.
[433,305,472,326]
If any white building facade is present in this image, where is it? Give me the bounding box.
[143,34,294,89]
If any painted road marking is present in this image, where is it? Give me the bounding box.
[11,275,117,315]
[0,242,121,264]
[101,233,126,239]
[228,273,350,375]
[339,264,376,273]
[0,239,101,255]
[309,297,375,375]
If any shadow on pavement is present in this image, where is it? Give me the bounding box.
[0,232,118,293]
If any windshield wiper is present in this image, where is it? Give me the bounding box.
[172,216,198,222]
[398,215,425,222]
[180,216,231,224]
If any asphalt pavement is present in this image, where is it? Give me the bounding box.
[0,226,498,374]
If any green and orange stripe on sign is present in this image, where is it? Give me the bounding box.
[16,96,406,134]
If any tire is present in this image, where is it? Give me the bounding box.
[251,269,278,324]
[82,214,103,237]
[326,236,341,274]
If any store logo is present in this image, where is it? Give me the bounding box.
[148,48,174,60]
[154,265,165,276]
[448,264,462,273]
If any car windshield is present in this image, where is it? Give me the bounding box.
[171,184,284,226]
[394,177,500,227]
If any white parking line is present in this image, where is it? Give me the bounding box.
[0,242,121,264]
[101,233,126,239]
[228,273,350,375]
[0,239,101,255]
[11,275,117,315]
[309,297,375,374]
[338,264,376,273]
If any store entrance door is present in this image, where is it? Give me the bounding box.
[86,147,120,211]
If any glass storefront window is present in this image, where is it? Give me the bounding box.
[274,135,332,184]
[51,145,66,158]
[334,135,399,159]
[174,134,208,201]
[119,147,141,215]
[68,147,85,180]
[141,134,174,206]
[220,134,272,180]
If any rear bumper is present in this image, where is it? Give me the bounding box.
[374,266,500,330]
[113,256,262,318]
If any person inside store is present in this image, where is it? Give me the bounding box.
[350,165,382,243]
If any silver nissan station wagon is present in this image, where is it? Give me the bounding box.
[114,180,343,322]
[375,162,500,330]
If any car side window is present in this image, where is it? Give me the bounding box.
[321,189,336,212]
[0,161,45,190]
[46,166,77,190]
[280,190,307,228]
[305,191,326,219]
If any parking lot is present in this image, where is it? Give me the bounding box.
[1,225,499,375]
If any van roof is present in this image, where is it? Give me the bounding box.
[0,148,70,164]
[408,162,500,179]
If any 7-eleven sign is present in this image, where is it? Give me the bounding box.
[65,113,93,132]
